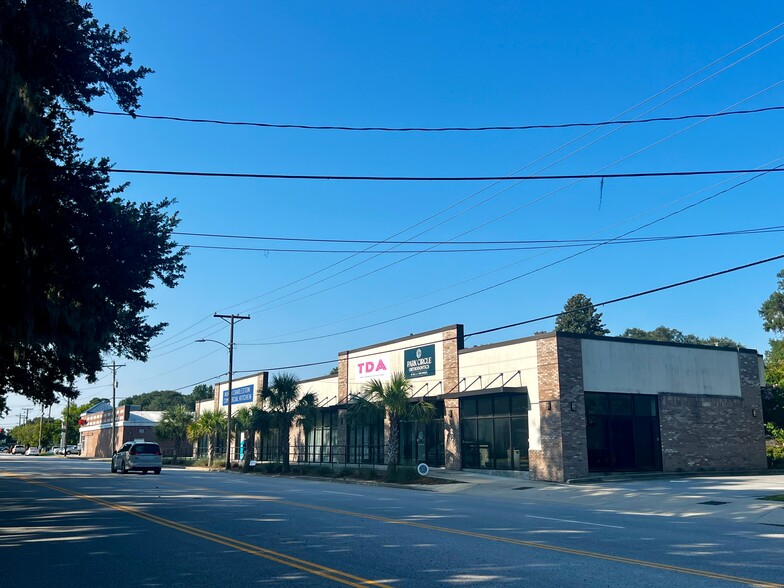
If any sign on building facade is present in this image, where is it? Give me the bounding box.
[404,344,436,379]
[222,384,254,406]
[355,354,391,380]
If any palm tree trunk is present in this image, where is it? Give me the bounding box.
[208,435,215,467]
[281,418,291,472]
[387,416,400,466]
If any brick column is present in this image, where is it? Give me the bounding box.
[442,325,463,470]
[530,334,589,482]
[556,336,589,481]
[335,351,349,464]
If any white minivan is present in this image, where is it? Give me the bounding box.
[111,441,162,475]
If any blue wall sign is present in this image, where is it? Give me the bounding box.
[222,384,254,406]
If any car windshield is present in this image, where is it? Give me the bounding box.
[134,444,160,454]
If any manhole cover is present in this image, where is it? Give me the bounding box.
[698,500,730,505]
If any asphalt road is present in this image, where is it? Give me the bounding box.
[1,456,782,587]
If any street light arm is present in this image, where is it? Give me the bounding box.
[195,338,230,350]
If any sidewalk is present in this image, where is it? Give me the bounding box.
[424,468,784,526]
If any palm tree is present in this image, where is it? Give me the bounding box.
[186,409,226,468]
[233,406,270,471]
[347,372,435,467]
[266,373,317,472]
[156,405,194,462]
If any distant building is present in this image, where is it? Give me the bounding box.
[78,404,192,458]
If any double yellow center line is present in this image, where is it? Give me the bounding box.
[2,472,389,587]
[4,471,782,588]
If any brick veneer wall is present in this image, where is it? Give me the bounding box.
[530,334,589,482]
[334,352,349,464]
[338,352,349,404]
[659,351,766,471]
[442,325,463,470]
[556,336,590,481]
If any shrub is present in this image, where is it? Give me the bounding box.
[316,465,333,477]
[264,462,283,473]
[386,465,419,484]
[767,445,784,469]
[357,468,378,480]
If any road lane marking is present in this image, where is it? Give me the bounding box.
[2,472,390,588]
[525,514,625,529]
[159,478,784,588]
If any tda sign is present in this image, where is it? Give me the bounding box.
[355,354,390,380]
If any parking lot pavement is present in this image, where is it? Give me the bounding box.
[425,469,784,525]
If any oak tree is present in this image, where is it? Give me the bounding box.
[1,1,186,412]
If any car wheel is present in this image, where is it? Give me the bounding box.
[121,460,128,474]
[110,461,116,473]
[153,468,161,475]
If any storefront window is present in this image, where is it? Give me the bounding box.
[460,392,528,471]
[399,401,445,467]
[347,414,383,465]
[305,409,337,464]
[585,391,661,472]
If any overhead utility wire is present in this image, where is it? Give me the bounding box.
[179,226,784,254]
[234,252,784,374]
[91,105,784,132]
[173,226,784,247]
[191,24,784,320]
[235,49,784,333]
[138,23,784,352]
[235,42,784,327]
[102,166,784,182]
[435,79,784,249]
[246,161,782,345]
[137,23,784,371]
[468,253,784,338]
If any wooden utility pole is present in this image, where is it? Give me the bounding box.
[103,360,125,456]
[214,313,250,470]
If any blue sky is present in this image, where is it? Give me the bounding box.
[4,2,784,427]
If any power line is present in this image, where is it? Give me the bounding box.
[136,23,784,352]
[243,161,783,346]
[124,24,784,375]
[468,252,784,338]
[176,226,784,254]
[234,251,784,374]
[98,166,784,182]
[89,104,784,132]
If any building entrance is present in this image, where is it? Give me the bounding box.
[585,391,662,472]
[400,401,445,467]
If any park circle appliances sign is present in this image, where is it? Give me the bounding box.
[356,354,390,380]
[404,344,436,379]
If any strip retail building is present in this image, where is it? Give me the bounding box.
[200,325,767,482]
